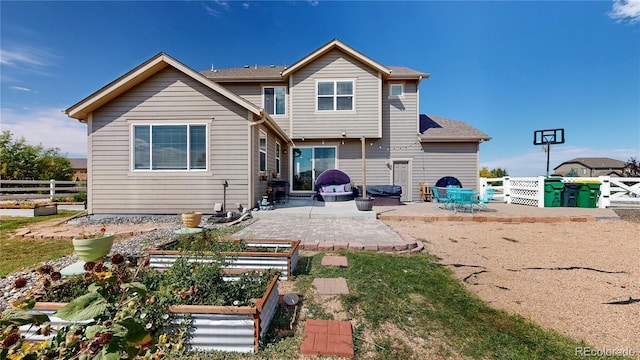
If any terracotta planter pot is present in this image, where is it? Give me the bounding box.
[72,234,114,261]
[181,212,202,228]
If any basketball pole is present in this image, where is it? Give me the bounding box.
[546,139,550,178]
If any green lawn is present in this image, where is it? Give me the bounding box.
[0,212,78,277]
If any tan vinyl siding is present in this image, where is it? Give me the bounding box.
[291,49,380,139]
[418,142,480,191]
[385,81,421,200]
[89,67,251,214]
[221,83,291,134]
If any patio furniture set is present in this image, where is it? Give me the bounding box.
[433,186,495,213]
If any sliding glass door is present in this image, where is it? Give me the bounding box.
[292,146,336,191]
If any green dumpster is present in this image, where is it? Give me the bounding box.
[561,183,579,207]
[577,182,601,208]
[544,178,564,207]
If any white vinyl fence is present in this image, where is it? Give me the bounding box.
[478,176,640,208]
[0,179,86,200]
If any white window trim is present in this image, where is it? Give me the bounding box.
[259,130,267,173]
[315,79,356,112]
[388,83,404,98]
[262,85,287,116]
[275,141,281,176]
[130,122,209,172]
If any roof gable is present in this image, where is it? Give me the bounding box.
[419,114,491,142]
[281,39,391,77]
[65,53,263,121]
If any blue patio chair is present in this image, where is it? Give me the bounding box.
[476,188,495,211]
[432,187,452,209]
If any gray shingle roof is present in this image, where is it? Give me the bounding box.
[419,114,491,142]
[201,66,286,81]
[201,65,427,81]
[554,157,626,170]
[388,66,429,79]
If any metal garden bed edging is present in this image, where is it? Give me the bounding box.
[20,276,279,354]
[146,238,300,281]
[0,204,58,217]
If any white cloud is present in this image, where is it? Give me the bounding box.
[0,108,87,157]
[242,3,250,10]
[0,45,59,83]
[609,0,640,23]
[482,146,639,177]
[9,86,33,92]
[214,0,231,11]
[203,4,220,17]
[308,0,319,6]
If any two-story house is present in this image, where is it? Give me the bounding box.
[65,39,490,215]
[553,157,626,177]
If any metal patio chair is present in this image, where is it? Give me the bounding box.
[432,187,453,209]
[476,188,496,211]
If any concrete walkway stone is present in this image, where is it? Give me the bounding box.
[312,277,349,295]
[321,255,348,268]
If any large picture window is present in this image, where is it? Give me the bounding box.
[133,124,207,171]
[264,86,286,115]
[317,80,353,111]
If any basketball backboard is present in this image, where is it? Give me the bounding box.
[533,128,565,145]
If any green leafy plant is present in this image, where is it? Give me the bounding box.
[1,256,181,359]
[2,254,279,359]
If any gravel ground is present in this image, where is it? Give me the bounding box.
[384,209,640,356]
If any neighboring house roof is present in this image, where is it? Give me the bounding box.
[201,39,429,82]
[419,114,492,143]
[64,52,290,143]
[68,158,87,169]
[553,157,626,170]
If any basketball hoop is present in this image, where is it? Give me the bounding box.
[533,129,565,177]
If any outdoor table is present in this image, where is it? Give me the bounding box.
[447,188,479,213]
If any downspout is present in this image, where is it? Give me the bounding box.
[247,112,259,208]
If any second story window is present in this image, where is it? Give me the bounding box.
[264,86,286,115]
[317,80,353,111]
[389,83,404,97]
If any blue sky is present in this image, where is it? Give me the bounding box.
[1,0,639,176]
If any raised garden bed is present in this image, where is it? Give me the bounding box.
[51,201,86,211]
[13,254,279,359]
[18,267,279,354]
[0,203,57,217]
[147,238,300,280]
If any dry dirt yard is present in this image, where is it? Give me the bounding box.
[384,215,639,354]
